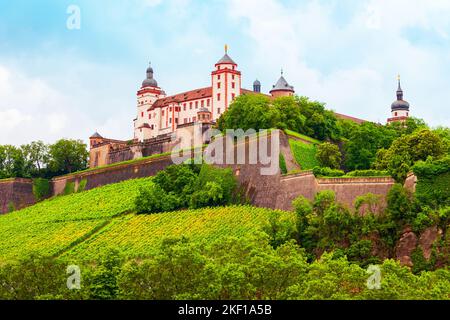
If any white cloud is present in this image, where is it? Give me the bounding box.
[227,0,450,127]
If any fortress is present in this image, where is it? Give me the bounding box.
[88,46,412,169]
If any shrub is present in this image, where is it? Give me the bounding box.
[345,170,389,177]
[135,185,180,214]
[7,202,15,213]
[316,142,341,169]
[386,184,415,225]
[32,178,50,201]
[313,166,345,177]
[279,153,287,174]
[413,156,450,208]
[64,181,76,195]
[77,179,88,193]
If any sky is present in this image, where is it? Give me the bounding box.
[0,0,450,146]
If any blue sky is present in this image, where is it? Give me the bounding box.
[1,0,449,145]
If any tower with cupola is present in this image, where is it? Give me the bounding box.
[211,45,241,120]
[270,69,295,98]
[388,75,410,123]
[134,63,166,142]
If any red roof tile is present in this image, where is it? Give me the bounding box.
[150,87,212,109]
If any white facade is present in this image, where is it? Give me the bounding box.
[134,51,243,142]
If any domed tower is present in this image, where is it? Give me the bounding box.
[253,79,261,93]
[387,75,410,123]
[270,70,295,98]
[135,63,166,142]
[211,45,241,120]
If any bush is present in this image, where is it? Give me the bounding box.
[279,153,287,174]
[135,184,180,214]
[32,178,50,201]
[77,179,88,193]
[313,166,345,177]
[135,164,238,214]
[413,156,450,208]
[345,170,389,177]
[316,142,341,169]
[64,182,75,195]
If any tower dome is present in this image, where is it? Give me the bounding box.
[391,77,410,111]
[253,79,261,93]
[142,63,158,88]
[387,75,411,123]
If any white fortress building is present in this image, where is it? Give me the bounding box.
[133,46,296,142]
[89,46,408,168]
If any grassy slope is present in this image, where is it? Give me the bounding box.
[289,139,320,170]
[0,178,294,264]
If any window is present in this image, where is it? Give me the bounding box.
[183,103,186,111]
[169,107,172,112]
[195,101,198,108]
[218,75,221,80]
[232,82,235,89]
[141,112,144,117]
[175,118,178,124]
[162,110,165,116]
[149,114,151,119]
[232,75,235,80]
[232,66,235,70]
[190,102,193,109]
[201,100,204,107]
[176,107,180,112]
[169,118,172,123]
[184,118,187,124]
[217,94,221,101]
[217,108,221,114]
[232,93,235,100]
[407,112,409,116]
[395,112,398,116]
[217,82,221,89]
[193,116,196,122]
[207,99,210,107]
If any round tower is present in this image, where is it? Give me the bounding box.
[270,69,295,98]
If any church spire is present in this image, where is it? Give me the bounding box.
[396,74,403,100]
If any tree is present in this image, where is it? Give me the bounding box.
[0,145,26,178]
[21,141,49,177]
[316,142,342,169]
[375,129,446,183]
[217,94,277,131]
[272,96,305,131]
[48,139,89,174]
[296,96,341,141]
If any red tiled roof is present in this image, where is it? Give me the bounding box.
[334,112,366,124]
[150,87,212,109]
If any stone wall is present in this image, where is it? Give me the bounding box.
[0,179,36,214]
[52,155,177,196]
[272,172,399,211]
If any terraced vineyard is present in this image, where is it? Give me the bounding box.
[0,177,294,264]
[63,206,294,262]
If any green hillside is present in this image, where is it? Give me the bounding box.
[289,139,320,170]
[0,177,294,264]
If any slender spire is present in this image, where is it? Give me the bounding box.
[396,74,403,100]
[281,68,284,76]
[225,44,228,54]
